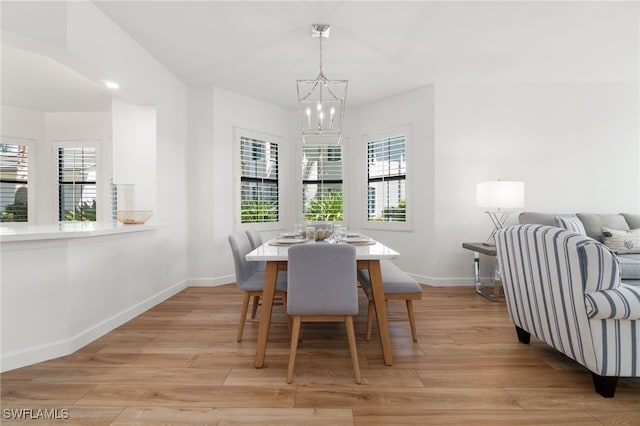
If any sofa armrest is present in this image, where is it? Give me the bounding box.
[585,284,640,320]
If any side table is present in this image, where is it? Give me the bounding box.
[462,242,503,301]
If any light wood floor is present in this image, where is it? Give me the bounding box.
[2,284,639,425]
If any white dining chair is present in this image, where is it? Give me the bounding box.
[286,243,361,384]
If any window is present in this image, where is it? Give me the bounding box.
[365,128,410,228]
[238,132,279,224]
[302,145,343,221]
[0,141,31,223]
[57,144,97,221]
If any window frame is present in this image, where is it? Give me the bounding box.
[234,128,282,232]
[301,144,344,222]
[53,140,107,223]
[1,136,36,225]
[362,125,413,232]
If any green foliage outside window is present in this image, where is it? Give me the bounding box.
[65,199,96,221]
[1,202,27,222]
[371,199,406,222]
[241,199,277,223]
[303,190,344,222]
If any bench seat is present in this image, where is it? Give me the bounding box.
[358,260,422,341]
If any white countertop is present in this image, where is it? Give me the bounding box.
[246,238,399,261]
[0,222,160,242]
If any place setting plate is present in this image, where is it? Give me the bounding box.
[270,236,308,246]
[345,236,375,245]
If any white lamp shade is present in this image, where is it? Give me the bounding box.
[477,181,524,209]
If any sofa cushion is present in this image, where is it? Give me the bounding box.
[618,253,640,279]
[576,213,630,242]
[622,213,640,229]
[602,227,640,255]
[555,216,587,235]
[519,212,572,226]
[622,279,640,287]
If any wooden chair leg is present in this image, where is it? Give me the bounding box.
[287,316,302,384]
[237,292,251,342]
[366,298,374,341]
[282,292,292,334]
[406,300,418,342]
[345,316,361,384]
[251,295,260,319]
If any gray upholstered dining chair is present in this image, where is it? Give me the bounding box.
[228,231,287,342]
[245,229,266,271]
[246,228,263,249]
[286,243,361,384]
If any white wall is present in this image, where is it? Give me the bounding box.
[432,82,640,284]
[344,86,436,278]
[112,98,157,212]
[186,81,639,288]
[1,2,189,371]
[187,87,293,286]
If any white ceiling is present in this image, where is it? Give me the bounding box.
[1,1,638,112]
[1,45,114,113]
[94,1,639,108]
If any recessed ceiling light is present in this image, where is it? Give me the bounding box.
[103,80,119,90]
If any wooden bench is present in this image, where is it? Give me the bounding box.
[357,260,422,342]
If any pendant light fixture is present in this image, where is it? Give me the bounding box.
[297,24,348,144]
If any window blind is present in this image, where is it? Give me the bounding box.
[367,134,406,222]
[302,145,343,221]
[0,143,28,222]
[58,147,97,221]
[240,136,279,223]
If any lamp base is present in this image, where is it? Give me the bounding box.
[485,210,513,245]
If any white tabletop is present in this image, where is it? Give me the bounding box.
[246,238,399,261]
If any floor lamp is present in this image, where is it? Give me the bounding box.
[477,181,524,245]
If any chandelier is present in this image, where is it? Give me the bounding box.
[297,24,348,144]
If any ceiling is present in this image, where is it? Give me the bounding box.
[1,46,113,113]
[1,1,638,112]
[93,1,639,108]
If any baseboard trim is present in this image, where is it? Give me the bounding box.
[408,272,475,287]
[187,275,234,287]
[1,280,188,373]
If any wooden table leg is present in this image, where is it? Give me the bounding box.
[255,261,278,368]
[368,259,393,366]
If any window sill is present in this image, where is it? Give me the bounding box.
[0,222,160,243]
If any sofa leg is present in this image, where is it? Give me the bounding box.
[515,326,530,344]
[592,373,618,398]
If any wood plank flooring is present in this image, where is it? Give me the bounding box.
[2,285,639,425]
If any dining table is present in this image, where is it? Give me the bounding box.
[246,234,399,367]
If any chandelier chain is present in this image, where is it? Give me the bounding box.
[318,33,324,75]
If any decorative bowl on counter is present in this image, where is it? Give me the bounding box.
[116,210,154,224]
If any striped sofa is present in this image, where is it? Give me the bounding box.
[495,224,640,397]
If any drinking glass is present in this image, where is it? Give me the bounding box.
[305,226,316,243]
